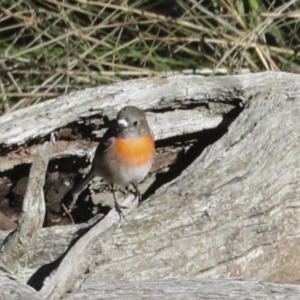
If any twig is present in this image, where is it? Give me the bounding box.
[0,142,52,275]
[61,203,75,224]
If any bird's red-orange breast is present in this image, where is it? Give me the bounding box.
[115,135,155,167]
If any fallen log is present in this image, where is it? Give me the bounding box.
[0,72,300,299]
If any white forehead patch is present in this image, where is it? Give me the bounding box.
[118,119,128,127]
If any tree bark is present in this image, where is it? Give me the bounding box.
[1,72,300,299]
[0,142,51,273]
[65,279,300,300]
[0,268,43,300]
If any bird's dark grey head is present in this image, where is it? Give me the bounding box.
[116,106,151,139]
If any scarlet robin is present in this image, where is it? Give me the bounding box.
[68,106,155,219]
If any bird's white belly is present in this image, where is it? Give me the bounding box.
[117,163,152,186]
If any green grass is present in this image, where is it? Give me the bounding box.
[0,0,299,114]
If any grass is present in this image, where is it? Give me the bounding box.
[0,0,299,113]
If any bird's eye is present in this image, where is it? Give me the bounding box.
[133,120,138,126]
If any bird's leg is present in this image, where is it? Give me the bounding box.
[131,183,142,206]
[110,184,125,221]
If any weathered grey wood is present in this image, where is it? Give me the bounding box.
[2,72,298,172]
[1,72,300,299]
[0,73,240,145]
[0,143,52,274]
[0,268,44,300]
[65,279,300,300]
[0,71,289,147]
[0,95,222,172]
[2,71,297,147]
[79,91,300,285]
[0,224,81,282]
[39,194,138,300]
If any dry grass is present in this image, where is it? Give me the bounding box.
[0,0,299,113]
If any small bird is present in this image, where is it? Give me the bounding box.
[68,106,155,219]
